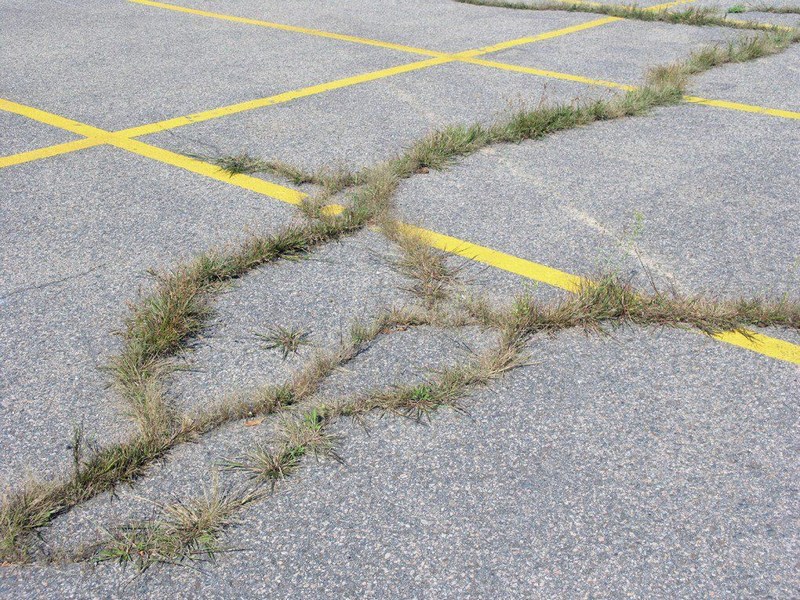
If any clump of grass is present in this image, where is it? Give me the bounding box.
[482,272,800,340]
[221,444,305,484]
[728,4,747,14]
[222,407,339,483]
[385,226,463,307]
[94,482,260,571]
[0,433,179,563]
[203,151,360,192]
[453,0,789,31]
[256,324,312,359]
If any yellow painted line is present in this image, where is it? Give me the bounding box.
[463,57,636,89]
[400,223,586,292]
[111,137,306,205]
[684,95,800,120]
[0,138,106,169]
[712,330,800,364]
[647,0,698,10]
[129,0,447,58]
[401,224,800,364]
[116,57,453,138]
[457,16,622,58]
[2,10,623,168]
[0,99,109,138]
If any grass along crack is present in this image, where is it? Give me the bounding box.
[98,266,799,570]
[453,0,795,31]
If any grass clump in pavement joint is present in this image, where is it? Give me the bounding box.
[384,225,464,308]
[203,151,359,197]
[0,215,405,561]
[470,272,800,338]
[453,0,791,31]
[94,481,261,571]
[222,407,340,485]
[256,324,312,360]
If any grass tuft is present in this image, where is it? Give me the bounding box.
[94,482,260,571]
[256,324,312,360]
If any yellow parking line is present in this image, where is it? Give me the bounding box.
[647,0,699,9]
[712,330,800,364]
[0,138,106,169]
[123,0,799,124]
[116,57,453,138]
[401,224,800,364]
[128,0,447,58]
[110,137,307,205]
[684,95,800,120]
[0,99,109,138]
[456,16,622,58]
[1,11,619,169]
[456,62,800,120]
[400,224,585,291]
[1,97,797,364]
[463,57,636,89]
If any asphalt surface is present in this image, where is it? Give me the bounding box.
[1,0,798,597]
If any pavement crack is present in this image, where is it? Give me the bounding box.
[0,264,107,302]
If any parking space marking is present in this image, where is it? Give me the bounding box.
[112,138,307,204]
[401,224,585,291]
[0,98,305,206]
[684,95,800,119]
[401,225,800,365]
[0,98,110,138]
[457,16,622,57]
[3,0,795,171]
[128,0,799,123]
[0,138,105,169]
[130,0,448,58]
[464,59,800,119]
[465,57,636,90]
[0,13,622,169]
[2,95,798,365]
[115,57,453,138]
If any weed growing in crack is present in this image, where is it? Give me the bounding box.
[453,0,792,31]
[387,227,463,307]
[94,481,260,572]
[221,444,306,485]
[222,407,340,486]
[256,325,312,360]
[201,151,360,193]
